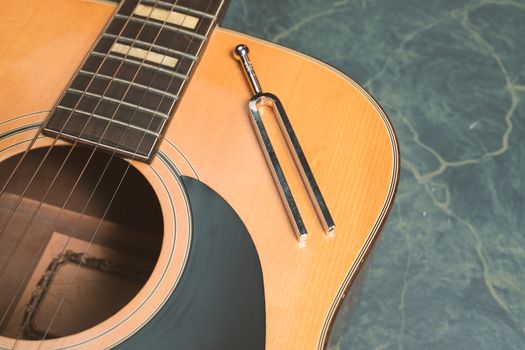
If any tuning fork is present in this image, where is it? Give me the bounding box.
[233,44,335,242]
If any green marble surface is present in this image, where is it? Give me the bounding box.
[223,1,525,349]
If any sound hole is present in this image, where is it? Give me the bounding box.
[0,146,163,340]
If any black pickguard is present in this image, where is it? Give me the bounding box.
[116,176,266,349]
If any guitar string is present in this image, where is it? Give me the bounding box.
[0,3,165,336]
[4,0,190,340]
[0,0,167,329]
[0,0,151,243]
[14,3,219,339]
[0,0,164,333]
[34,0,217,346]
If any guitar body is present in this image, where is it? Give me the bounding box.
[0,1,399,349]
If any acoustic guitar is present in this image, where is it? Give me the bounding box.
[0,0,399,349]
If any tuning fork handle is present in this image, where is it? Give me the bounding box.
[233,44,263,95]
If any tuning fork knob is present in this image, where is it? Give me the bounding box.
[233,44,263,95]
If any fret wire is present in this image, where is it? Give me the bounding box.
[46,130,152,162]
[90,51,189,80]
[78,70,179,99]
[103,33,199,60]
[114,13,207,40]
[67,88,171,119]
[141,0,218,19]
[56,106,161,137]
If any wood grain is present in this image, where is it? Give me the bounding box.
[0,0,399,349]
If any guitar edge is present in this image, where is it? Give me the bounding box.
[0,1,399,349]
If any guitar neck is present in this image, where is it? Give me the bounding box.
[43,0,229,162]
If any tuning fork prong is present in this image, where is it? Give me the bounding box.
[247,95,309,241]
[234,44,336,241]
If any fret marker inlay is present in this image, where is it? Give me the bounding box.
[134,4,200,30]
[110,42,179,67]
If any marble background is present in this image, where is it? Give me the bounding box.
[223,1,525,349]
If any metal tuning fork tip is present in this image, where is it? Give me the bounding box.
[234,44,335,242]
[233,44,249,59]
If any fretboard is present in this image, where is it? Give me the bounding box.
[44,0,228,162]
